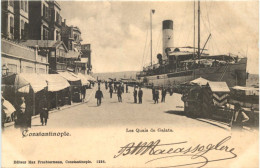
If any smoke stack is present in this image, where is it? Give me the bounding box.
[162,20,173,60]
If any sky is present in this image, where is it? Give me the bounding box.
[60,0,259,74]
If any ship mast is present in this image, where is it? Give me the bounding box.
[198,0,201,65]
[193,0,196,79]
[193,0,195,59]
[150,9,155,66]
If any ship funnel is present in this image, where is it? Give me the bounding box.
[162,20,173,60]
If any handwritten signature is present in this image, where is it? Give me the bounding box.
[114,136,236,168]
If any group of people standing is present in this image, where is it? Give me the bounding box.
[133,87,143,104]
[95,82,169,106]
[152,87,167,104]
[96,82,129,106]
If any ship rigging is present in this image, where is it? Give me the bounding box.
[137,0,247,88]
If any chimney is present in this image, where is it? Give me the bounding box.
[162,20,174,60]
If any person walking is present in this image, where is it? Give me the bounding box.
[95,87,103,106]
[105,81,108,90]
[133,88,137,103]
[121,83,124,93]
[117,86,122,102]
[138,87,143,104]
[114,83,117,93]
[39,94,48,126]
[126,84,128,93]
[231,103,249,131]
[152,87,155,101]
[154,89,159,104]
[161,88,166,103]
[109,86,113,98]
[81,85,86,102]
[24,94,32,129]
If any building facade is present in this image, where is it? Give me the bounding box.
[20,40,69,73]
[61,20,83,51]
[28,0,50,40]
[1,38,49,75]
[81,44,92,74]
[1,0,93,76]
[49,1,62,41]
[2,0,29,41]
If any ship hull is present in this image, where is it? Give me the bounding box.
[139,58,247,87]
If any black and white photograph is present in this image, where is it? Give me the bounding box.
[1,0,259,168]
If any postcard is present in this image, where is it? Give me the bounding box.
[1,0,259,168]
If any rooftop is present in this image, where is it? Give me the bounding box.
[20,40,68,51]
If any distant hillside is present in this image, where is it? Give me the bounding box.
[93,71,138,81]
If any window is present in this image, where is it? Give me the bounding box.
[21,0,24,10]
[43,5,45,17]
[7,64,17,74]
[25,0,28,12]
[56,12,59,22]
[56,30,59,41]
[9,0,14,7]
[25,66,33,73]
[43,27,49,40]
[45,6,48,18]
[10,17,14,36]
[74,34,77,41]
[21,20,25,39]
[43,5,48,19]
[38,68,46,74]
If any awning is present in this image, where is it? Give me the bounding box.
[16,73,47,93]
[70,73,90,86]
[208,82,230,92]
[40,74,70,92]
[86,75,96,81]
[190,77,209,86]
[2,97,15,116]
[58,71,81,82]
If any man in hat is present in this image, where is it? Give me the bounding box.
[152,86,155,101]
[109,86,113,98]
[117,86,123,102]
[39,94,48,126]
[126,84,128,93]
[161,88,166,103]
[133,87,137,103]
[105,81,108,90]
[95,87,103,106]
[154,89,159,104]
[138,87,143,104]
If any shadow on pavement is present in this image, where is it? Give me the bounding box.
[126,102,136,104]
[110,101,120,103]
[88,105,99,107]
[195,118,230,131]
[31,124,44,127]
[165,110,186,116]
[165,110,230,131]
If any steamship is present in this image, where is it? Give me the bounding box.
[137,3,247,88]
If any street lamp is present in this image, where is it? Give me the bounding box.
[2,64,9,76]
